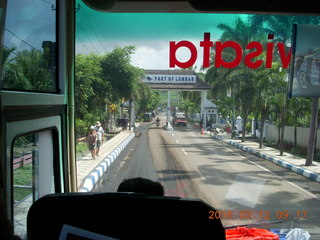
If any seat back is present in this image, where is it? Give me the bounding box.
[27,192,226,240]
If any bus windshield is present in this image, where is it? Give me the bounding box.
[75,0,320,238]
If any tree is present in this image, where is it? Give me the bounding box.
[75,53,103,119]
[101,46,140,102]
[286,97,311,148]
[254,63,285,148]
[75,46,158,133]
[135,82,160,115]
[250,15,320,161]
[213,17,262,141]
[306,97,319,166]
[2,49,54,92]
[2,47,15,66]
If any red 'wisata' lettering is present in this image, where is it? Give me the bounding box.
[169,33,291,69]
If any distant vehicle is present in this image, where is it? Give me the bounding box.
[231,128,240,139]
[143,112,152,122]
[173,112,187,127]
[175,112,185,118]
[173,117,187,127]
[296,50,320,89]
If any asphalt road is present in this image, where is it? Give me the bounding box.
[93,115,320,237]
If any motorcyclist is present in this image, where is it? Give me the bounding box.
[231,125,239,139]
[156,117,160,127]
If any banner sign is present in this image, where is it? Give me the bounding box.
[289,24,320,97]
[143,74,196,84]
[169,33,291,69]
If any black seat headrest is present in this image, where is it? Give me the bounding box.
[27,192,225,240]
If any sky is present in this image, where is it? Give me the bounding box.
[3,0,320,72]
[75,0,247,70]
[2,0,246,70]
[4,0,56,52]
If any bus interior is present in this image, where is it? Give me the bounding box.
[1,0,320,239]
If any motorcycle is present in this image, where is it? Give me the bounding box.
[209,127,219,135]
[231,128,239,139]
[156,121,160,128]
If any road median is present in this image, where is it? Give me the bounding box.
[78,131,135,192]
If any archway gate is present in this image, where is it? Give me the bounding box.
[142,69,211,129]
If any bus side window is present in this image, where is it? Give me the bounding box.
[13,130,55,239]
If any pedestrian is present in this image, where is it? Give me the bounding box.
[95,121,104,157]
[86,126,97,160]
[225,121,231,134]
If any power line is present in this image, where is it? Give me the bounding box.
[75,35,90,53]
[5,28,39,51]
[81,7,107,53]
[40,0,54,5]
[76,22,100,53]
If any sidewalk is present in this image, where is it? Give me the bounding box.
[211,131,320,183]
[77,130,135,192]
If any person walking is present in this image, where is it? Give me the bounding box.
[86,126,97,160]
[95,121,104,157]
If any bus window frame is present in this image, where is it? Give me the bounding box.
[0,0,71,238]
[1,0,61,94]
[8,117,63,236]
[11,127,61,238]
[0,0,7,80]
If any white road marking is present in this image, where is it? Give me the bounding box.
[182,149,188,156]
[226,173,266,208]
[213,140,318,199]
[176,139,180,144]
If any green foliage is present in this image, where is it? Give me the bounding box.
[13,164,32,186]
[74,46,159,136]
[2,49,54,92]
[13,164,33,201]
[135,82,160,114]
[101,46,143,102]
[75,53,102,118]
[205,15,317,133]
[286,97,311,127]
[2,47,15,66]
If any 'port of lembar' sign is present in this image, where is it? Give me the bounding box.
[143,74,196,84]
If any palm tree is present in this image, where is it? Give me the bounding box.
[214,17,262,141]
[2,47,16,66]
[250,15,320,164]
[2,49,53,91]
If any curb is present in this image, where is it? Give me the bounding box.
[226,140,320,183]
[79,133,135,192]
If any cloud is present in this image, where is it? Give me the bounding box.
[76,37,206,70]
[131,44,169,69]
[4,0,56,51]
[131,39,206,70]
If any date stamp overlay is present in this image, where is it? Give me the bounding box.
[209,210,307,221]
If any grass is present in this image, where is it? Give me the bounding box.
[76,141,89,157]
[14,164,32,185]
[14,188,32,202]
[13,164,33,202]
